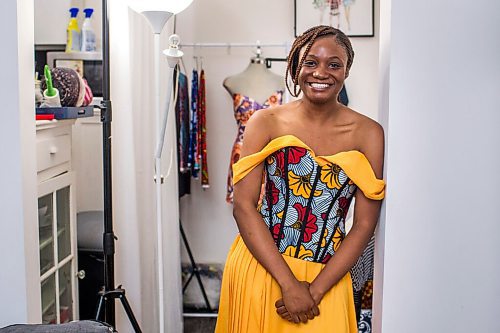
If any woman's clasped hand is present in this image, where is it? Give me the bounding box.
[275,281,321,324]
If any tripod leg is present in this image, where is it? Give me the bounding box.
[96,294,105,321]
[180,222,213,312]
[183,272,195,293]
[119,293,143,333]
[95,288,142,332]
[192,265,213,312]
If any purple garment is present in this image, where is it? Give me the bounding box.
[188,70,199,178]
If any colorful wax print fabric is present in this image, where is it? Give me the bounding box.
[226,91,283,203]
[175,69,190,173]
[198,70,209,188]
[189,69,200,178]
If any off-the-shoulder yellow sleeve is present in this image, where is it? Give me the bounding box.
[232,135,385,200]
[232,135,310,184]
[316,152,385,200]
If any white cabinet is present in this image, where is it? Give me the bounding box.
[36,120,79,324]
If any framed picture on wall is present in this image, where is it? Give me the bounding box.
[294,0,374,37]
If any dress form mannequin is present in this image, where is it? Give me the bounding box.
[223,56,285,102]
[224,55,285,203]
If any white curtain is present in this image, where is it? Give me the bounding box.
[108,1,182,332]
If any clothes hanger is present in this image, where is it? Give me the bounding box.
[192,55,198,72]
[255,40,262,59]
[251,40,265,64]
[194,44,202,72]
[180,57,188,75]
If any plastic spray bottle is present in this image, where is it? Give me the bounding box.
[65,8,80,53]
[81,8,96,52]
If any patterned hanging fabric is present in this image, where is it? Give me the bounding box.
[174,65,191,197]
[189,69,200,178]
[175,67,190,173]
[198,69,209,188]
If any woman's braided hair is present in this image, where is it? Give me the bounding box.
[285,25,354,97]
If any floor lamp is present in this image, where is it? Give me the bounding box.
[129,1,193,332]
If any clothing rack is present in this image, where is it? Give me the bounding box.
[180,42,290,49]
[180,42,289,68]
[265,57,288,69]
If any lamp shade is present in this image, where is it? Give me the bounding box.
[129,0,194,14]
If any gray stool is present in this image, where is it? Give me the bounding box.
[0,320,113,332]
[77,210,104,252]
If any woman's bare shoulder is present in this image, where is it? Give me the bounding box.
[343,108,384,164]
[251,102,298,125]
[247,105,280,127]
[344,108,383,139]
[242,107,280,155]
[243,102,299,152]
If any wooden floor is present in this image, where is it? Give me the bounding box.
[182,310,373,332]
[184,317,217,333]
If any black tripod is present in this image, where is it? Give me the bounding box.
[180,222,213,313]
[94,1,141,332]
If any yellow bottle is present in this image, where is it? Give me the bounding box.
[66,8,80,53]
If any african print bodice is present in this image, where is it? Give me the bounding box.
[232,135,385,264]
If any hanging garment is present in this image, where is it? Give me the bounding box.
[174,66,191,197]
[226,91,283,203]
[198,69,209,188]
[352,235,375,322]
[175,67,190,173]
[215,135,385,333]
[189,69,200,178]
[339,84,349,106]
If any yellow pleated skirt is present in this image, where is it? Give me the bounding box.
[215,235,358,333]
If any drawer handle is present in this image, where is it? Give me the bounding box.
[77,270,86,280]
[49,146,58,154]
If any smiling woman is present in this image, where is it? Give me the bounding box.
[286,25,354,99]
[215,25,385,333]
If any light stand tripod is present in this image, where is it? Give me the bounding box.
[94,1,141,332]
[180,221,213,313]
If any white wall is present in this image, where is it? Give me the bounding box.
[34,0,69,45]
[0,0,40,326]
[72,116,104,212]
[372,0,390,331]
[108,3,183,332]
[35,0,102,49]
[378,0,500,331]
[176,0,381,264]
